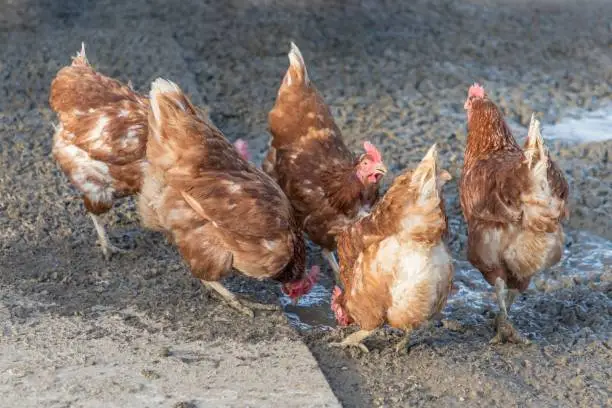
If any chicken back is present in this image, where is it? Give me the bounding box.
[138,78,318,316]
[330,145,454,353]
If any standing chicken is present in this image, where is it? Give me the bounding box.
[263,42,387,282]
[330,145,454,353]
[138,78,319,317]
[49,43,149,259]
[460,84,569,344]
[49,44,251,259]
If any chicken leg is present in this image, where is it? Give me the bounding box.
[491,277,530,344]
[322,249,342,285]
[201,280,280,318]
[329,329,374,353]
[89,213,126,261]
[506,287,519,310]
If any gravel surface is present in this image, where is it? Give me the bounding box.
[0,0,611,407]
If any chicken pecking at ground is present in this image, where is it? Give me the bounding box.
[329,144,454,353]
[460,83,569,344]
[49,43,250,259]
[138,78,319,317]
[263,42,387,283]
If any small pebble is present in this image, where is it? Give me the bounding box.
[141,369,161,380]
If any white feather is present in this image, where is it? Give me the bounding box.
[288,42,309,84]
[149,78,183,128]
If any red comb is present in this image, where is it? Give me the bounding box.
[233,139,251,161]
[468,83,485,99]
[363,141,382,163]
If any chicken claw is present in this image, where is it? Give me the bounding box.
[89,214,127,261]
[491,314,531,345]
[394,330,413,354]
[201,280,280,318]
[329,329,374,353]
[100,242,127,261]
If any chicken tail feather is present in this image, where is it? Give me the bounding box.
[71,42,89,67]
[412,144,451,206]
[521,114,564,231]
[524,113,547,169]
[362,144,450,243]
[149,78,197,140]
[525,114,550,193]
[284,42,309,87]
[146,78,202,171]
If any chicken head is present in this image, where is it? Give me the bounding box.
[464,82,486,119]
[331,286,352,326]
[281,265,320,304]
[356,141,387,184]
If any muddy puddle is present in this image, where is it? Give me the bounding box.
[280,230,612,330]
[545,105,612,143]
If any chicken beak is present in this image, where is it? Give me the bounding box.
[374,163,387,176]
[291,297,299,306]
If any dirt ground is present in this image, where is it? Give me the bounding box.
[0,0,611,407]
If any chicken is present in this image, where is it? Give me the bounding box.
[138,78,319,317]
[460,83,569,344]
[329,145,454,353]
[49,43,251,259]
[49,43,149,259]
[264,42,387,282]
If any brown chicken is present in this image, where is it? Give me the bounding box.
[138,78,319,317]
[460,84,569,344]
[329,145,454,353]
[50,44,251,259]
[50,43,149,259]
[263,43,387,282]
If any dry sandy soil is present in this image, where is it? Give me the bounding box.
[0,0,611,407]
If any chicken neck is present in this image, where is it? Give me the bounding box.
[464,104,521,169]
[324,165,367,215]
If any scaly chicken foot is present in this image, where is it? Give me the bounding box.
[329,329,374,353]
[394,329,413,354]
[200,280,280,318]
[491,278,530,345]
[322,249,342,286]
[89,214,127,261]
